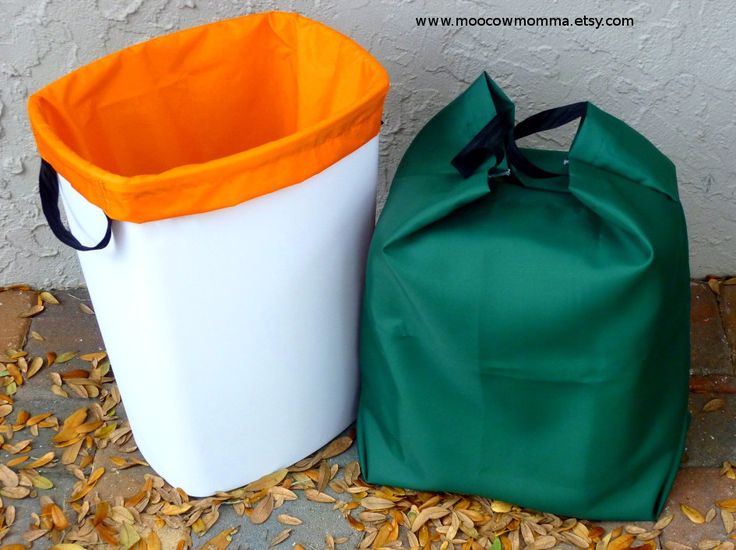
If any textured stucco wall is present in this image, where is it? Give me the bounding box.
[1,0,735,286]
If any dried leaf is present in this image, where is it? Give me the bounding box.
[79,351,107,362]
[27,451,55,469]
[718,500,736,513]
[411,506,451,532]
[198,527,237,550]
[3,439,31,454]
[118,523,140,550]
[29,473,54,490]
[269,528,291,547]
[243,468,288,492]
[54,407,88,443]
[61,439,83,465]
[79,304,95,315]
[277,514,303,526]
[146,532,162,550]
[305,489,335,503]
[0,486,30,499]
[55,351,77,364]
[723,509,735,534]
[706,507,717,523]
[0,464,19,486]
[250,495,274,525]
[321,435,354,459]
[491,500,513,513]
[529,535,557,550]
[360,496,395,510]
[19,305,44,318]
[161,503,192,516]
[654,513,674,530]
[50,504,69,530]
[703,399,726,412]
[27,357,44,378]
[317,460,331,492]
[39,291,60,305]
[681,503,706,523]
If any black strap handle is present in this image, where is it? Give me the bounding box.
[507,102,588,179]
[451,116,509,179]
[39,160,112,251]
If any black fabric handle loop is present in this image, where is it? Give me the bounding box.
[507,102,588,179]
[451,116,509,179]
[39,160,112,251]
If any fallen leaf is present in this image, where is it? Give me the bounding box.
[39,291,60,305]
[277,514,303,526]
[79,351,107,362]
[250,495,274,525]
[27,451,55,469]
[491,500,513,513]
[50,504,69,530]
[269,528,291,547]
[243,468,288,492]
[703,399,726,412]
[29,473,54,490]
[55,352,77,364]
[79,304,95,315]
[27,357,44,378]
[305,489,335,503]
[719,500,736,513]
[146,532,162,550]
[608,534,636,550]
[709,278,722,295]
[197,527,237,550]
[529,535,557,550]
[681,503,705,523]
[321,435,354,459]
[360,496,395,510]
[161,503,192,516]
[18,305,44,318]
[654,513,674,530]
[0,486,30,499]
[118,523,140,550]
[411,506,451,532]
[723,509,735,534]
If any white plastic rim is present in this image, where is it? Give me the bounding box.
[58,137,379,496]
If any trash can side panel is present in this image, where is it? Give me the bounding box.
[59,137,379,495]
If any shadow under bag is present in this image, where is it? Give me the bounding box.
[357,73,690,520]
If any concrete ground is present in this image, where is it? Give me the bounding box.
[0,280,734,549]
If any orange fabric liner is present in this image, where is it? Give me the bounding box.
[28,11,389,223]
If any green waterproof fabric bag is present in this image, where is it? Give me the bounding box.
[357,73,690,520]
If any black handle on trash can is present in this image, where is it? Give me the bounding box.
[39,159,112,251]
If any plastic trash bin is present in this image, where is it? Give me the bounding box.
[28,11,389,496]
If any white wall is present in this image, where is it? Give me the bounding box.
[1,0,735,286]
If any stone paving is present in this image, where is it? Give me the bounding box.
[0,282,734,549]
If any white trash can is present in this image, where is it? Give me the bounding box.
[28,11,389,496]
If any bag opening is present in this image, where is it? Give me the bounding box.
[28,11,389,222]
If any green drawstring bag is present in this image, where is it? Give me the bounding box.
[357,73,690,520]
